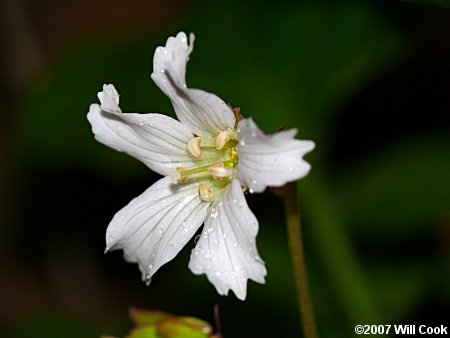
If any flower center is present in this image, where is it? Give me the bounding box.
[170,128,239,203]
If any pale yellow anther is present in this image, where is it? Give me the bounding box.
[208,163,233,178]
[178,175,188,183]
[215,131,230,150]
[187,137,202,157]
[199,183,214,201]
[170,167,188,183]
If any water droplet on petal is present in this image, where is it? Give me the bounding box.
[288,166,294,172]
[139,121,144,126]
[210,208,219,219]
[149,264,154,270]
[240,140,246,146]
[249,188,254,194]
[252,179,257,185]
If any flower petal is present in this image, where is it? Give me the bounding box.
[88,84,208,176]
[106,177,209,283]
[188,179,266,300]
[236,118,315,193]
[151,32,236,136]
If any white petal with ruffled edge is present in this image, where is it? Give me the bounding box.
[106,176,209,283]
[236,118,315,193]
[151,32,235,137]
[188,179,266,300]
[88,84,219,176]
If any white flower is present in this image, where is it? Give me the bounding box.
[87,32,315,300]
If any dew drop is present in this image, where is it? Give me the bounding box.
[139,121,144,126]
[249,188,254,194]
[233,242,238,247]
[158,228,163,235]
[210,208,219,219]
[215,271,221,277]
[240,140,246,146]
[288,166,294,172]
[149,264,154,270]
[252,179,257,185]
[107,235,113,242]
[233,199,238,204]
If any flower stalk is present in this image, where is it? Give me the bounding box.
[283,182,318,338]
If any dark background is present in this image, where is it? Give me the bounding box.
[0,0,449,337]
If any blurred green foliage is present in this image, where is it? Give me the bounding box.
[124,308,212,338]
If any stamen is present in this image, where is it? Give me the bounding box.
[199,183,214,202]
[187,137,202,157]
[170,167,188,183]
[215,131,230,150]
[215,129,237,150]
[208,163,233,178]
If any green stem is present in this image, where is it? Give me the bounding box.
[283,182,319,338]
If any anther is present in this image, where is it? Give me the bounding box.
[199,183,214,202]
[170,167,188,183]
[208,163,233,178]
[187,137,202,157]
[215,131,230,150]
